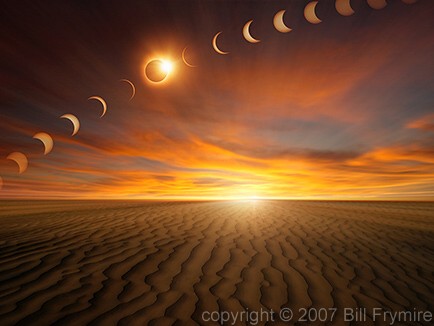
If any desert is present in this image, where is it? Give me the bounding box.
[0,200,433,325]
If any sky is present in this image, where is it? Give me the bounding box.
[1,0,434,200]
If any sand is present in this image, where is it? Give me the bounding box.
[0,200,433,325]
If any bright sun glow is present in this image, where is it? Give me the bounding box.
[231,195,262,203]
[161,60,173,74]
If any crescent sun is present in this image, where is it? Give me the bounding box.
[273,10,292,33]
[304,1,322,24]
[182,47,197,68]
[367,0,387,10]
[61,114,80,136]
[33,132,53,155]
[212,32,229,55]
[335,0,355,16]
[88,96,107,117]
[242,20,261,43]
[120,79,135,100]
[6,152,28,174]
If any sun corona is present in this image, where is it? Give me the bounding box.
[144,58,174,84]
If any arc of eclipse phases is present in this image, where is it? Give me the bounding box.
[61,114,80,136]
[120,79,135,100]
[367,0,387,10]
[212,32,229,55]
[88,96,107,117]
[304,1,322,24]
[33,132,53,155]
[242,20,261,43]
[273,10,292,33]
[182,47,197,68]
[6,152,28,174]
[335,0,355,16]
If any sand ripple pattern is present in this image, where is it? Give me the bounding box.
[0,201,433,325]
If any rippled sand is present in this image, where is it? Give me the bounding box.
[0,200,433,325]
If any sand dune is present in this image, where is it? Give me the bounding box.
[0,200,433,325]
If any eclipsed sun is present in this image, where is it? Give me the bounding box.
[144,58,174,84]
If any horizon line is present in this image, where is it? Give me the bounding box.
[1,197,434,202]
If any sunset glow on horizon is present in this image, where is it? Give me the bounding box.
[1,1,433,200]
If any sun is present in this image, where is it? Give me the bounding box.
[160,60,173,74]
[144,57,175,85]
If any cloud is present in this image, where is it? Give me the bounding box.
[406,114,434,132]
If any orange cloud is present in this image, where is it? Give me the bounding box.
[406,114,434,132]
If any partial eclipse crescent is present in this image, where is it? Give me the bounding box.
[33,132,53,155]
[367,0,387,10]
[61,114,80,136]
[212,32,229,55]
[273,10,292,33]
[182,47,197,68]
[335,0,355,16]
[120,79,135,100]
[304,1,322,24]
[242,20,261,43]
[7,152,28,174]
[88,96,107,117]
